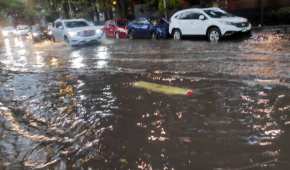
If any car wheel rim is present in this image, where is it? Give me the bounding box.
[209,31,220,42]
[174,31,180,40]
[152,33,156,39]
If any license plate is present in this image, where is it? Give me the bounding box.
[83,30,95,36]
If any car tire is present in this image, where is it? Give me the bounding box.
[245,30,252,37]
[64,36,72,46]
[128,31,134,39]
[152,32,158,40]
[173,29,182,40]
[104,33,109,38]
[115,32,120,39]
[207,27,221,42]
[52,36,56,42]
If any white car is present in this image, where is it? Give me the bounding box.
[16,25,30,36]
[169,7,251,41]
[52,18,103,46]
[1,26,16,37]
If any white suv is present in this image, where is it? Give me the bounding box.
[52,18,103,46]
[169,7,251,41]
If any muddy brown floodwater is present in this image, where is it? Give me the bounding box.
[0,33,290,170]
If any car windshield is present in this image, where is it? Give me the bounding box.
[17,26,28,30]
[116,20,127,27]
[65,21,89,28]
[204,9,233,18]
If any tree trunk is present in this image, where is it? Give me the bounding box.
[118,0,127,18]
[91,0,100,22]
[62,1,69,18]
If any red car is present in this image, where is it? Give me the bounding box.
[103,18,128,39]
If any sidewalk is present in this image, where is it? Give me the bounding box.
[253,25,290,33]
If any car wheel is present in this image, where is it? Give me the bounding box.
[115,32,120,39]
[52,36,56,42]
[152,32,158,40]
[104,33,109,38]
[207,27,221,42]
[173,29,182,40]
[128,31,134,39]
[64,36,72,46]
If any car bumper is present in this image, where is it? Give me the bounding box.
[118,32,128,38]
[69,34,103,45]
[221,24,252,36]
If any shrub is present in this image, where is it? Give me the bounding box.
[272,7,290,24]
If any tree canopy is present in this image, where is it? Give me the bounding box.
[0,0,24,13]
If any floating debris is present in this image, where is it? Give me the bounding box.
[133,81,193,96]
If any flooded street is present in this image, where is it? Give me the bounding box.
[0,33,290,170]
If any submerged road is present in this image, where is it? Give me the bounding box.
[0,33,290,170]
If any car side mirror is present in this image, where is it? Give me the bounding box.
[199,15,206,20]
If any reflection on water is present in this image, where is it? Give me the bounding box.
[95,46,110,69]
[71,50,85,69]
[0,33,290,169]
[2,38,29,71]
[35,51,45,68]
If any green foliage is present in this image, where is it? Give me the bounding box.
[0,0,23,12]
[272,7,290,24]
[275,7,290,16]
[0,0,25,24]
[22,8,37,21]
[156,0,181,12]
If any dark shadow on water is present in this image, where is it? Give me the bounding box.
[180,33,251,42]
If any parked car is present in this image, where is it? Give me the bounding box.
[52,18,103,46]
[103,18,128,39]
[16,25,30,36]
[127,17,169,39]
[169,7,252,41]
[1,26,16,37]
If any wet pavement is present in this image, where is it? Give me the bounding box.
[0,33,290,170]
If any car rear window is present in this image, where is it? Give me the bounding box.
[65,21,89,28]
[116,20,127,27]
